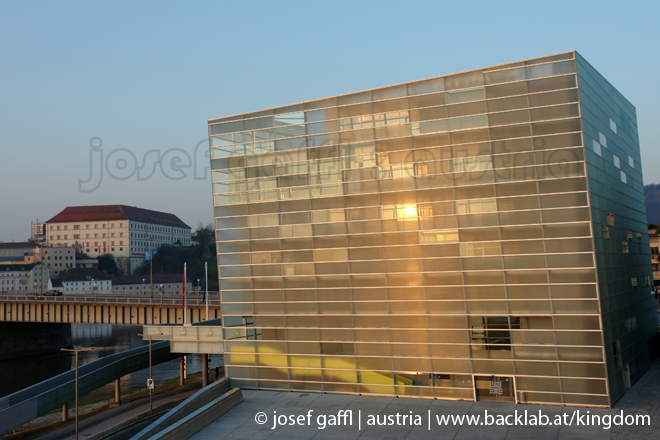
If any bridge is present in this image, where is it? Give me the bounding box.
[0,293,221,325]
[0,341,180,434]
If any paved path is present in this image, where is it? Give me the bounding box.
[60,389,197,440]
[33,381,205,440]
[190,359,660,440]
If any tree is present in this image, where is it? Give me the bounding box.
[97,254,118,275]
[192,223,215,248]
[115,257,130,276]
[134,243,218,291]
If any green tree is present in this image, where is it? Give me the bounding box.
[97,254,119,275]
[135,234,218,291]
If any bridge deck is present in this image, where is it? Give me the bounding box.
[0,294,221,325]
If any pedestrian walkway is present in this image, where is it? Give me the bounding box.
[189,358,660,440]
[61,389,197,440]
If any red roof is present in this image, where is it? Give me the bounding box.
[46,205,190,229]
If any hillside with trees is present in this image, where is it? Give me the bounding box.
[134,223,218,291]
[645,184,660,225]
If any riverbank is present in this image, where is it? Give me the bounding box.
[3,368,223,439]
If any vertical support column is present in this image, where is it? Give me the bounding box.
[62,403,68,421]
[202,353,208,387]
[179,357,185,386]
[114,379,121,405]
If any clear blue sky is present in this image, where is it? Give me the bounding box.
[1,0,658,241]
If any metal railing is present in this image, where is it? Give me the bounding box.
[0,291,221,307]
[0,341,180,434]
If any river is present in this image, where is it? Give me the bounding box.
[0,323,224,398]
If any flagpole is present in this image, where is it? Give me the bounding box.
[205,261,209,321]
[183,262,187,325]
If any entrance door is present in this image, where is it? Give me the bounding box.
[623,364,632,388]
[474,376,515,402]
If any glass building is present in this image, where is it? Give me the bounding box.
[209,51,656,407]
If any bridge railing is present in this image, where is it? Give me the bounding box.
[0,341,181,434]
[0,291,221,307]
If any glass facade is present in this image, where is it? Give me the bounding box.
[209,51,655,407]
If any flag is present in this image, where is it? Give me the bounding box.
[182,263,186,309]
[202,271,207,303]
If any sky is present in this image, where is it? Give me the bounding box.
[1,0,659,241]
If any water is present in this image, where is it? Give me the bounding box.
[0,323,224,398]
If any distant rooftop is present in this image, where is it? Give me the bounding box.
[110,274,191,285]
[61,268,109,282]
[0,263,38,272]
[0,241,38,249]
[46,205,190,229]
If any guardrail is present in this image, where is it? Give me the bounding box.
[0,293,221,307]
[0,341,181,434]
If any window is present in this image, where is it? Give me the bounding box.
[381,204,419,221]
[592,140,601,156]
[622,241,629,254]
[607,213,615,226]
[456,198,497,214]
[613,340,622,368]
[631,277,637,287]
[613,155,620,169]
[627,230,632,240]
[470,316,520,351]
[610,119,617,133]
[600,225,610,238]
[637,232,642,242]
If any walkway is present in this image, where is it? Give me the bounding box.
[190,360,660,440]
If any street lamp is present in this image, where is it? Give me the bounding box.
[197,279,200,292]
[142,278,145,295]
[159,284,164,305]
[93,282,97,302]
[61,347,94,440]
[137,333,161,413]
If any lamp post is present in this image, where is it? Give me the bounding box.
[93,282,97,302]
[137,334,158,413]
[197,279,200,293]
[159,284,164,305]
[33,282,37,299]
[149,237,153,299]
[142,278,145,295]
[61,347,94,440]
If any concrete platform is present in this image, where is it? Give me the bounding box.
[190,359,660,440]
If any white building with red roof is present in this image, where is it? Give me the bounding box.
[45,205,191,274]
